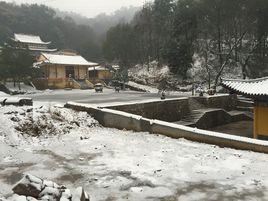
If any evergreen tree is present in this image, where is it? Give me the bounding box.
[164,0,198,78]
[0,42,34,88]
[103,23,137,82]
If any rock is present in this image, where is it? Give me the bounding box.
[72,187,90,201]
[12,174,43,198]
[26,197,38,201]
[39,195,57,201]
[10,174,89,201]
[61,189,72,200]
[53,183,60,189]
[9,194,27,201]
[42,180,55,188]
[26,174,43,184]
[10,117,20,122]
[39,187,61,200]
[0,195,8,201]
[59,198,70,201]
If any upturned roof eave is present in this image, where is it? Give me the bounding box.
[221,76,268,83]
[221,77,268,98]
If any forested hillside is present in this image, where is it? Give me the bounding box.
[0,1,102,62]
[103,0,268,86]
[1,0,268,86]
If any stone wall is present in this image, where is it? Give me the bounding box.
[65,102,268,154]
[107,98,190,122]
[106,95,237,122]
[193,94,237,111]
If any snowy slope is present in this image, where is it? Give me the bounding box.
[127,81,158,93]
[129,61,170,86]
[5,82,39,94]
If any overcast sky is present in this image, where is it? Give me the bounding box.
[4,0,149,17]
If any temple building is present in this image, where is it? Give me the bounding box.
[221,77,268,139]
[34,51,98,89]
[88,66,114,83]
[11,33,57,55]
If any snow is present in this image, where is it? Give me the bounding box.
[126,81,193,96]
[128,61,173,91]
[88,66,107,71]
[127,81,159,93]
[101,108,143,120]
[129,61,170,85]
[4,82,39,94]
[152,120,268,146]
[14,33,49,45]
[67,97,189,108]
[189,53,243,86]
[0,104,268,200]
[222,77,268,96]
[0,91,9,97]
[41,53,98,66]
[28,47,57,52]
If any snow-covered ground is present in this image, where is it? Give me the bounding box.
[127,81,193,97]
[127,81,159,93]
[0,104,268,201]
[4,82,40,94]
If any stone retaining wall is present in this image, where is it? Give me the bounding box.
[65,101,268,154]
[107,98,190,122]
[107,95,237,122]
[193,94,237,111]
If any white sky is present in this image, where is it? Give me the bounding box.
[4,0,150,17]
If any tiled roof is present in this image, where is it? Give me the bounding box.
[221,77,268,96]
[41,53,98,66]
[14,33,50,45]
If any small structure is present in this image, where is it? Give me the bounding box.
[34,51,98,89]
[11,33,57,55]
[88,66,114,83]
[221,77,268,138]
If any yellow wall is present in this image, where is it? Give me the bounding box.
[89,70,113,80]
[38,55,88,79]
[42,64,88,79]
[39,64,89,89]
[75,66,88,79]
[254,106,268,138]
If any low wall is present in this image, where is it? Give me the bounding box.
[151,120,268,153]
[65,102,268,154]
[107,98,190,122]
[107,95,237,122]
[193,94,237,111]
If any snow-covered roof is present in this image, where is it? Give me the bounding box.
[28,47,57,52]
[88,66,107,71]
[14,33,51,45]
[112,65,120,70]
[221,77,268,97]
[41,53,98,66]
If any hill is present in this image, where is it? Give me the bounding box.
[56,6,139,42]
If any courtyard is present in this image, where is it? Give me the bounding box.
[0,104,267,201]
